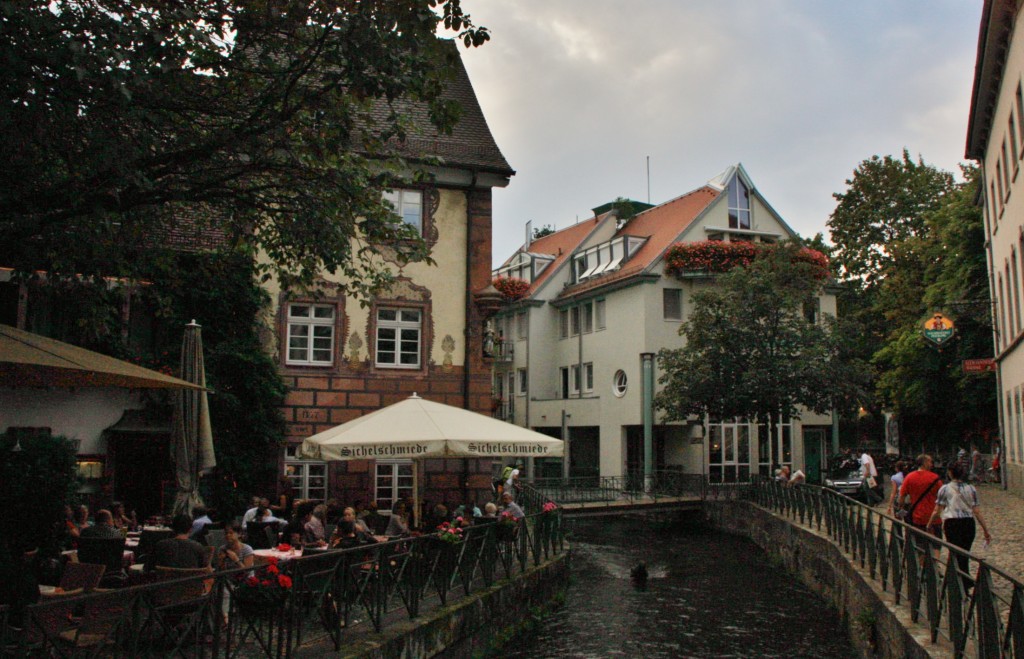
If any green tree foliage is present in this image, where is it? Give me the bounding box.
[0,433,80,555]
[134,252,288,517]
[532,224,556,240]
[825,151,957,420]
[828,150,955,286]
[0,0,489,294]
[873,167,996,448]
[656,242,869,455]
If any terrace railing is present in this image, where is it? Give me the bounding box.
[6,510,564,658]
[747,477,1024,658]
[525,470,705,507]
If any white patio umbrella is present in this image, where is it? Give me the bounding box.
[300,393,563,525]
[299,393,563,461]
[172,320,217,516]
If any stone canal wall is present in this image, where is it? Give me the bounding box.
[335,550,570,659]
[705,500,951,659]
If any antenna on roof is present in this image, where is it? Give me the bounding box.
[646,155,651,204]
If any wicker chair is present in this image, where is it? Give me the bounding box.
[76,537,128,588]
[57,589,128,651]
[146,566,215,649]
[19,589,84,652]
[59,562,106,593]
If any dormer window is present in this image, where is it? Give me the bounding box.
[727,177,751,230]
[571,236,647,283]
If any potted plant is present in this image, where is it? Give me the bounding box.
[233,557,292,615]
[496,511,519,542]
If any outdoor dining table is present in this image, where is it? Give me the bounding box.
[61,549,135,567]
[252,547,303,562]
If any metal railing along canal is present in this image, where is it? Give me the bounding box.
[747,477,1024,658]
[6,509,564,658]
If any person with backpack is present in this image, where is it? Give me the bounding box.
[493,463,520,499]
[899,454,943,540]
[504,463,522,499]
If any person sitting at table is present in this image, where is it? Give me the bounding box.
[303,504,328,547]
[80,509,123,539]
[361,501,385,534]
[216,521,254,571]
[501,492,525,519]
[63,505,81,546]
[73,504,92,532]
[454,499,481,519]
[145,514,209,572]
[243,498,270,525]
[385,501,410,537]
[340,506,370,535]
[188,505,213,541]
[110,502,137,531]
[330,520,376,550]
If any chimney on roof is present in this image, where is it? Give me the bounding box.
[525,220,532,251]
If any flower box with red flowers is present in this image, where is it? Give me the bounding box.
[276,543,292,553]
[436,520,465,545]
[664,241,829,281]
[492,276,530,301]
[234,557,292,613]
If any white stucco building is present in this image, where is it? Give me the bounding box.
[490,165,837,484]
[966,0,1024,495]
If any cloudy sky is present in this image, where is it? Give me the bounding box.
[456,1,983,266]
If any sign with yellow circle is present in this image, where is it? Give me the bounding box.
[922,312,955,347]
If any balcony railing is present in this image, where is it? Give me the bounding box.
[5,511,564,658]
[487,340,513,362]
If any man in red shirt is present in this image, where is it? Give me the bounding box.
[899,454,943,539]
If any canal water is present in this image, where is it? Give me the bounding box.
[505,515,856,658]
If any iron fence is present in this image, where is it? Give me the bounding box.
[525,471,705,507]
[747,477,1024,658]
[3,509,564,658]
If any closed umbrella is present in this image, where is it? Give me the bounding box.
[172,320,216,516]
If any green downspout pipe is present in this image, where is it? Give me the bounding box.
[641,352,655,492]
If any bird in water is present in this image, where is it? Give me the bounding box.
[630,561,649,588]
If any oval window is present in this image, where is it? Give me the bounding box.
[613,370,627,397]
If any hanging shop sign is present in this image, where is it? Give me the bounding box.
[962,358,997,374]
[922,312,955,348]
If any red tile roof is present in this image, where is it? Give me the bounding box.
[555,186,719,301]
[497,216,606,296]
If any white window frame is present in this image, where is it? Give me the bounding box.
[570,306,581,336]
[384,189,423,233]
[613,370,627,397]
[595,299,606,330]
[728,177,752,230]
[582,302,594,333]
[375,460,415,515]
[571,364,581,394]
[286,303,336,366]
[583,362,594,393]
[284,445,327,500]
[517,368,528,396]
[375,307,422,369]
[516,311,528,340]
[663,289,683,321]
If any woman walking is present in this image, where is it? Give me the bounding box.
[927,463,993,589]
[886,460,909,517]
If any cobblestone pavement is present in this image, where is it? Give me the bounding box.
[963,483,1024,582]
[870,482,1024,601]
